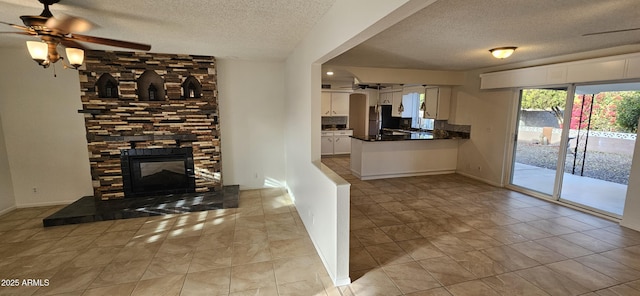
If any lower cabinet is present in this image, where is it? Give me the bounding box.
[321,130,353,155]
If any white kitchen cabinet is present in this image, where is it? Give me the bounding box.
[321,92,332,116]
[333,130,353,154]
[321,131,334,155]
[391,91,404,117]
[424,87,450,120]
[321,130,353,155]
[379,92,393,105]
[321,91,349,116]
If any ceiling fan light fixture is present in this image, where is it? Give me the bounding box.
[65,47,84,69]
[490,47,517,59]
[26,40,48,66]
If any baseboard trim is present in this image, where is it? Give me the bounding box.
[0,205,17,217]
[456,171,503,187]
[16,200,74,208]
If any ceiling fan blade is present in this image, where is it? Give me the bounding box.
[583,27,640,36]
[0,31,33,36]
[0,20,29,31]
[60,38,87,50]
[70,33,151,51]
[45,14,93,34]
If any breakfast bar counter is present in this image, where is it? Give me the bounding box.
[350,134,459,180]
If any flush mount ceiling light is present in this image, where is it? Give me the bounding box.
[489,47,517,59]
[326,71,334,76]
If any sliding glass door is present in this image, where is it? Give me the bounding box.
[509,83,639,218]
[510,88,568,196]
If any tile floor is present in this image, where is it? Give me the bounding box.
[3,156,640,296]
[0,188,336,296]
[322,155,640,296]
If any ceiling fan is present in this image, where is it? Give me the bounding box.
[0,0,151,69]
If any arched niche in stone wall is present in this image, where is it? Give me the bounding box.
[182,76,202,98]
[96,73,119,98]
[137,70,166,101]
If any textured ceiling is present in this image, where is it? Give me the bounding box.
[0,0,336,60]
[2,0,639,76]
[326,0,640,73]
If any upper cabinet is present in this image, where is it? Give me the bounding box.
[378,92,393,105]
[321,91,349,116]
[390,91,405,117]
[423,87,451,120]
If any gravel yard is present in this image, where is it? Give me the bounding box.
[515,142,632,185]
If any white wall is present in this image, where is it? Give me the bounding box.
[217,59,286,189]
[450,69,516,186]
[0,111,16,215]
[283,0,435,285]
[0,48,93,207]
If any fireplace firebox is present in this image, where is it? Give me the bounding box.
[120,148,196,198]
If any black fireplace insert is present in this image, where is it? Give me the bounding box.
[120,147,196,198]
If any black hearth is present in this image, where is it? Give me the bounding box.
[121,147,196,198]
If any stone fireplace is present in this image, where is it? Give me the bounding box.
[78,50,222,200]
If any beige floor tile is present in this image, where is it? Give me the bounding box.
[546,259,619,291]
[156,235,199,256]
[352,227,393,246]
[277,279,327,296]
[509,241,568,264]
[69,246,122,267]
[113,241,162,262]
[534,237,593,258]
[47,234,100,253]
[89,258,151,288]
[601,248,640,270]
[142,252,193,280]
[406,221,449,238]
[197,229,234,249]
[379,224,425,242]
[232,242,272,266]
[367,211,405,227]
[106,217,147,232]
[452,230,502,250]
[28,225,78,241]
[234,227,269,245]
[405,287,452,296]
[349,248,379,272]
[82,282,137,296]
[229,286,278,296]
[130,274,184,296]
[350,216,376,230]
[91,230,137,247]
[574,254,640,282]
[34,265,105,295]
[383,261,440,294]
[583,228,640,248]
[273,254,323,284]
[181,268,231,296]
[429,234,476,255]
[189,246,233,273]
[418,256,477,286]
[396,238,446,261]
[480,245,539,271]
[504,223,554,240]
[269,237,315,259]
[347,268,402,296]
[0,228,43,243]
[365,242,414,266]
[229,261,276,293]
[67,221,114,237]
[446,280,501,296]
[449,250,507,278]
[477,227,528,244]
[595,284,640,296]
[482,272,549,296]
[559,232,618,253]
[515,265,590,296]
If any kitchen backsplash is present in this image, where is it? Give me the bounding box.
[434,120,471,139]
